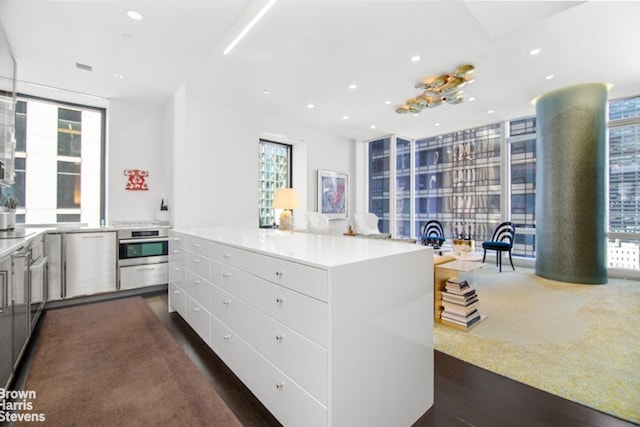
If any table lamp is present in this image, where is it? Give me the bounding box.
[272,188,301,232]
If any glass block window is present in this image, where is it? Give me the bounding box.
[368,137,390,233]
[258,139,292,228]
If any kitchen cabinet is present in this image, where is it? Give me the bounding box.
[0,254,12,388]
[11,245,29,365]
[169,228,434,427]
[0,242,31,390]
[46,232,63,300]
[64,231,117,297]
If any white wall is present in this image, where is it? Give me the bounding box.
[170,84,354,232]
[107,98,172,223]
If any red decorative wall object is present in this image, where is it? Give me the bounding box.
[124,169,149,191]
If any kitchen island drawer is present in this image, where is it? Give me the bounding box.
[210,260,251,302]
[185,270,213,310]
[183,236,211,258]
[252,308,327,405]
[210,315,252,386]
[209,242,253,271]
[252,351,327,427]
[210,284,251,342]
[169,282,186,316]
[186,295,210,346]
[251,255,327,302]
[251,276,328,347]
[184,249,210,280]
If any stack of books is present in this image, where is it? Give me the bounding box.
[441,277,481,328]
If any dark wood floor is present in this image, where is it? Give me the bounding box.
[141,293,636,427]
[12,293,638,427]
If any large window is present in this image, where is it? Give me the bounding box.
[509,116,537,258]
[368,137,390,233]
[258,139,292,228]
[411,124,502,247]
[1,96,105,225]
[608,95,640,270]
[366,94,640,272]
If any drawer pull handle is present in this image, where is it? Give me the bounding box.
[173,290,180,294]
[192,259,201,264]
[193,280,200,285]
[275,270,284,277]
[275,334,285,341]
[193,307,200,312]
[193,243,200,248]
[222,254,231,259]
[222,273,232,278]
[275,382,285,390]
[275,296,286,304]
[173,267,181,271]
[172,250,180,254]
[223,334,232,340]
[223,300,231,305]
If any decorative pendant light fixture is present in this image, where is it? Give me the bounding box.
[396,64,475,114]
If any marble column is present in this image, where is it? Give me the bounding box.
[535,83,608,284]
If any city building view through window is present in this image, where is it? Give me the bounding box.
[366,95,640,271]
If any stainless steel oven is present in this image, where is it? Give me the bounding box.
[117,228,169,290]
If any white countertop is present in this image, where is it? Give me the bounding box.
[174,227,431,269]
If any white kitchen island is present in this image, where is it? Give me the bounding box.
[168,227,434,427]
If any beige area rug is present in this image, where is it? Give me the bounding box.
[15,297,242,426]
[434,266,640,424]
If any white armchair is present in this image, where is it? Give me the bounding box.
[353,212,391,238]
[306,212,333,235]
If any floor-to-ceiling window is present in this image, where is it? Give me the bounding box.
[411,124,502,248]
[365,94,640,273]
[395,137,411,238]
[1,96,105,225]
[608,95,640,270]
[258,139,292,228]
[368,137,390,233]
[509,116,537,258]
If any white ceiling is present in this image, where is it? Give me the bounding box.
[1,0,639,140]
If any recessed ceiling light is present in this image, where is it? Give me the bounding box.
[468,97,476,102]
[488,110,494,114]
[370,125,376,129]
[545,74,555,80]
[412,113,419,117]
[435,123,440,127]
[349,84,357,90]
[113,73,125,79]
[307,104,315,109]
[263,89,269,95]
[126,10,144,21]
[342,115,349,120]
[384,100,391,105]
[529,48,541,56]
[411,55,421,62]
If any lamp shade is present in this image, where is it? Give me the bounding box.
[272,188,301,210]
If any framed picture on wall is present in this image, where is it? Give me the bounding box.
[318,170,348,220]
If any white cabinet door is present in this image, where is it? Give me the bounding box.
[64,232,117,297]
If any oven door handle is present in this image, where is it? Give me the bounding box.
[119,238,169,244]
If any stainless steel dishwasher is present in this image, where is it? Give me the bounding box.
[64,231,117,297]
